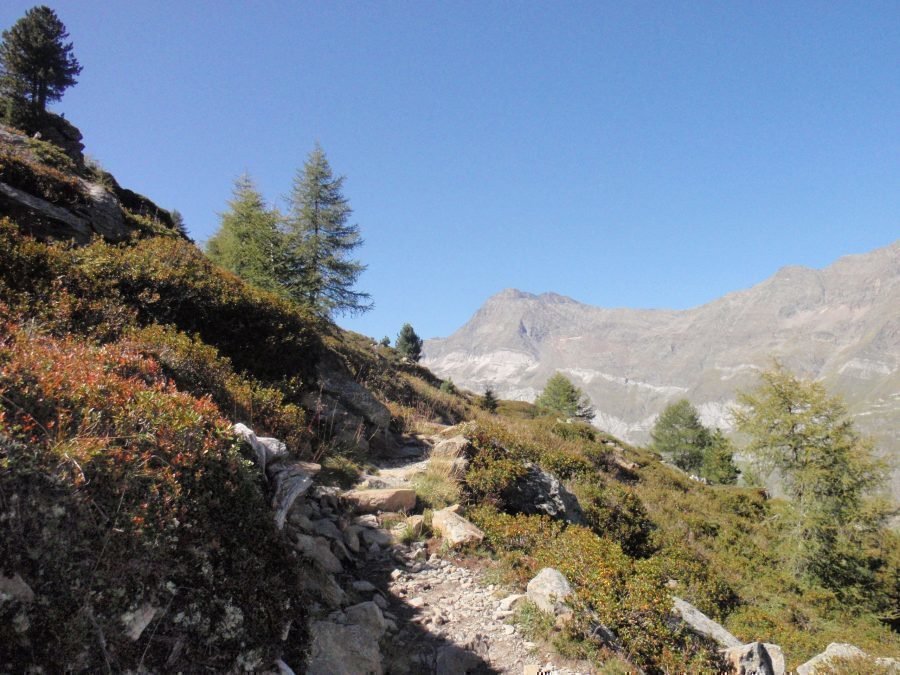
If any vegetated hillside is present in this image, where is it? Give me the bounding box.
[0,122,468,670]
[422,244,900,501]
[1,119,897,673]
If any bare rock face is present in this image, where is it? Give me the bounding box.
[33,112,85,165]
[305,353,395,455]
[431,507,485,547]
[423,241,900,503]
[526,568,573,615]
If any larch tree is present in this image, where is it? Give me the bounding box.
[284,145,372,318]
[205,175,284,296]
[535,372,595,421]
[0,6,81,119]
[733,364,887,588]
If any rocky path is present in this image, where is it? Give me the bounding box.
[343,434,590,674]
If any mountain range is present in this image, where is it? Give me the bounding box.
[423,240,900,498]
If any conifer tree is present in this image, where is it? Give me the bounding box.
[206,176,284,295]
[284,145,372,318]
[734,365,887,587]
[480,386,499,414]
[650,399,707,473]
[0,6,81,118]
[535,372,594,421]
[395,323,423,362]
[701,428,739,485]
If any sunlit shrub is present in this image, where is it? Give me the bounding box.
[0,321,307,670]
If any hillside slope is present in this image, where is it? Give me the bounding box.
[1,119,897,673]
[423,242,900,497]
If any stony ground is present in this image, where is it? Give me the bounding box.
[294,429,597,673]
[351,434,594,674]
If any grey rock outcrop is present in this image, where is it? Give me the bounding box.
[526,568,573,615]
[307,620,383,675]
[305,353,395,456]
[722,641,784,675]
[796,642,900,674]
[502,462,584,524]
[671,596,741,648]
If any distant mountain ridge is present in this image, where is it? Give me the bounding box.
[423,240,900,498]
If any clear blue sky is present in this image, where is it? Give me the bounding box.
[3,2,898,341]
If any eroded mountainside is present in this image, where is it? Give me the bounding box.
[423,242,900,497]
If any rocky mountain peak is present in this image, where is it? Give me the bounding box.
[423,240,900,500]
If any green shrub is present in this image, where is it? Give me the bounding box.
[25,135,77,173]
[0,147,84,205]
[573,480,656,558]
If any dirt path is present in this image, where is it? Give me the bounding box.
[348,434,590,674]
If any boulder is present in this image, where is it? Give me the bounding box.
[796,642,900,674]
[430,435,472,471]
[722,642,784,675]
[671,596,741,648]
[293,534,343,574]
[307,620,383,675]
[344,488,416,513]
[526,568,573,615]
[431,507,485,547]
[298,565,345,609]
[312,518,343,541]
[344,601,387,637]
[501,463,584,524]
[309,354,396,455]
[343,525,363,554]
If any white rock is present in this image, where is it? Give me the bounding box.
[431,507,485,547]
[796,642,899,675]
[671,596,741,648]
[526,568,573,615]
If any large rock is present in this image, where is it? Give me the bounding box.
[502,463,584,524]
[526,568,573,615]
[293,534,343,574]
[671,596,741,649]
[430,436,470,478]
[307,621,383,675]
[298,564,346,609]
[431,507,485,547]
[344,488,416,513]
[344,601,387,637]
[796,642,900,674]
[722,642,785,675]
[308,354,395,455]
